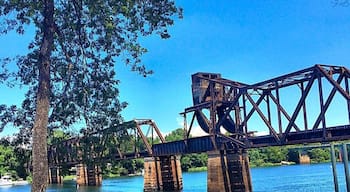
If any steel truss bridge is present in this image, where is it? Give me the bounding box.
[49,64,350,166]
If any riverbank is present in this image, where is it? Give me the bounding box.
[63,172,144,181]
[60,161,313,181]
[186,160,297,172]
[250,161,297,168]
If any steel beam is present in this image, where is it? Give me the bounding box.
[331,143,339,192]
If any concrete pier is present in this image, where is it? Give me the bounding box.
[48,167,63,184]
[207,150,252,192]
[76,164,102,186]
[144,155,183,191]
[298,152,311,164]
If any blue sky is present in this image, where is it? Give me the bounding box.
[117,0,350,134]
[1,0,350,137]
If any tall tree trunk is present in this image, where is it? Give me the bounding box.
[32,0,54,191]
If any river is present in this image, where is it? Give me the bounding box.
[1,163,348,191]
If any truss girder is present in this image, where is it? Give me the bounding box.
[49,65,350,166]
[48,119,164,166]
[184,64,350,147]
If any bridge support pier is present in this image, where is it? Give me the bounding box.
[48,167,63,184]
[76,164,102,186]
[143,155,183,192]
[298,152,311,164]
[207,149,252,192]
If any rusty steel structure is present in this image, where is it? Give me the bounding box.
[49,64,350,164]
[188,64,349,144]
[153,64,350,155]
[48,119,164,166]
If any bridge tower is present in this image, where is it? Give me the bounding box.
[187,72,253,191]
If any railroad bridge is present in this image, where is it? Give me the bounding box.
[48,64,350,191]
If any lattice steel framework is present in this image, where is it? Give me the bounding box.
[48,119,164,166]
[49,65,350,160]
[183,64,350,148]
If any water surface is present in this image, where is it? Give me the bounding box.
[0,163,348,191]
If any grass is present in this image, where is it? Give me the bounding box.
[103,173,120,178]
[63,175,76,181]
[188,167,207,172]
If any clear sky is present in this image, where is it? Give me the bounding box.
[1,0,350,137]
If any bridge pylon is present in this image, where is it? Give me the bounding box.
[76,163,102,186]
[48,166,63,184]
[207,149,252,192]
[143,155,183,192]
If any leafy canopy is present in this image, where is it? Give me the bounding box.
[0,1,182,141]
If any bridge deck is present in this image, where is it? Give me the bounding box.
[152,125,350,156]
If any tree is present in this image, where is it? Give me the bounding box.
[0,145,18,177]
[13,146,31,180]
[0,1,182,191]
[308,148,331,163]
[261,146,288,163]
[165,128,185,141]
[248,149,266,167]
[0,138,31,179]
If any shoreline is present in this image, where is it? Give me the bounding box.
[62,160,334,181]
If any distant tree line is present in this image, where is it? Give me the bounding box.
[248,145,345,167]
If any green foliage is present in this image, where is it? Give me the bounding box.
[26,175,32,183]
[0,0,182,141]
[165,128,185,142]
[0,138,30,179]
[287,149,300,163]
[13,147,31,179]
[180,153,208,172]
[121,159,144,175]
[180,155,191,171]
[0,2,181,190]
[262,146,289,163]
[248,149,266,167]
[0,145,18,177]
[249,145,340,167]
[308,148,331,163]
[188,167,207,172]
[103,159,144,177]
[48,129,71,145]
[249,146,289,166]
[249,146,298,167]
